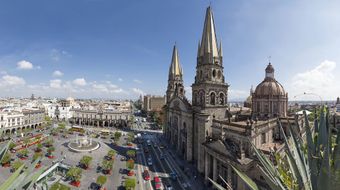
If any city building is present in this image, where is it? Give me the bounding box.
[0,108,45,135]
[164,6,302,190]
[70,102,132,128]
[143,95,166,112]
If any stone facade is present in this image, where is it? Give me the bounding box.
[0,108,45,134]
[143,95,166,112]
[164,6,300,190]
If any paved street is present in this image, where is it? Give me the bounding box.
[132,116,209,190]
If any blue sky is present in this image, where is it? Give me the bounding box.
[0,0,339,101]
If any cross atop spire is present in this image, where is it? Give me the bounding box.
[198,6,220,58]
[168,44,182,79]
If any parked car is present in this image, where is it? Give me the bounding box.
[170,172,178,181]
[160,153,165,160]
[165,184,173,190]
[143,170,150,181]
[120,156,126,161]
[154,176,163,190]
[147,157,153,166]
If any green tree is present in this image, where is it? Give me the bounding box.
[114,132,122,141]
[107,150,116,159]
[125,178,136,190]
[96,175,107,187]
[126,150,136,159]
[32,152,43,162]
[23,138,30,147]
[47,146,55,156]
[1,153,11,165]
[66,167,82,182]
[45,138,54,147]
[101,160,113,173]
[9,142,16,150]
[126,159,135,170]
[79,156,92,169]
[11,160,23,171]
[18,149,29,158]
[36,143,43,152]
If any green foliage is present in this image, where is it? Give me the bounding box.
[18,149,29,157]
[0,140,11,163]
[0,164,25,190]
[1,153,11,165]
[66,167,82,182]
[102,159,114,171]
[45,138,54,147]
[57,123,66,131]
[47,146,55,153]
[107,150,116,159]
[126,150,136,158]
[9,142,16,150]
[50,182,71,190]
[114,131,122,141]
[33,152,43,162]
[96,175,107,186]
[80,156,92,168]
[126,159,135,170]
[125,178,136,190]
[12,160,24,171]
[23,138,30,146]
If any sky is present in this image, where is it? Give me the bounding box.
[0,0,339,101]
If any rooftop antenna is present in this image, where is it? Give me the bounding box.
[268,56,272,63]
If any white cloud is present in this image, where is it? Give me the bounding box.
[50,79,62,89]
[131,88,144,95]
[50,49,71,62]
[118,78,123,82]
[52,70,64,77]
[0,71,7,75]
[229,89,249,100]
[0,75,26,86]
[133,79,142,84]
[17,60,33,70]
[73,78,87,86]
[289,60,340,100]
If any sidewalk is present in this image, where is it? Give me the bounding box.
[162,138,210,190]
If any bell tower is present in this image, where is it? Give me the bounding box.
[192,6,229,110]
[166,44,184,103]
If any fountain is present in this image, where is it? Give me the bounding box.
[68,133,100,152]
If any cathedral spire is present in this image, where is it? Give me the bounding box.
[199,6,219,58]
[219,40,223,57]
[168,44,182,79]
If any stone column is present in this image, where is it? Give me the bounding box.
[204,152,209,181]
[213,157,217,181]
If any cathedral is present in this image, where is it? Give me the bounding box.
[164,6,300,190]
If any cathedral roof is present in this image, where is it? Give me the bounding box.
[198,6,221,58]
[254,63,286,97]
[168,45,182,78]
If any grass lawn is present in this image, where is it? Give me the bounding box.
[50,182,71,190]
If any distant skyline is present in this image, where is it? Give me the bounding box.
[0,0,339,101]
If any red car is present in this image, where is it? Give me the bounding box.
[154,176,163,190]
[143,170,150,181]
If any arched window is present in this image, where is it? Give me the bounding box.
[219,93,224,105]
[212,69,216,78]
[200,91,205,105]
[210,92,216,105]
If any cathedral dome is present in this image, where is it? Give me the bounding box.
[254,80,285,97]
[254,63,286,97]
